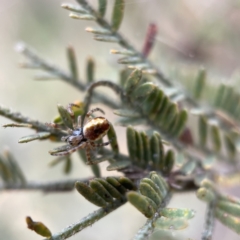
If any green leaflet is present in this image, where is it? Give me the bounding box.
[86,57,95,82]
[127,191,156,218]
[215,209,240,234]
[26,216,52,238]
[162,150,175,174]
[211,125,221,153]
[132,82,156,101]
[90,179,113,203]
[111,0,125,31]
[124,69,142,94]
[67,45,78,81]
[75,181,107,207]
[126,128,175,173]
[18,132,51,143]
[154,217,188,230]
[193,68,206,100]
[98,0,107,17]
[161,208,195,220]
[196,187,215,203]
[64,156,72,174]
[199,115,208,147]
[224,134,236,159]
[57,104,73,129]
[217,200,240,218]
[106,160,131,171]
[127,126,137,162]
[139,182,162,206]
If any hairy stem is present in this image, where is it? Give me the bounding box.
[44,199,126,240]
[0,178,91,192]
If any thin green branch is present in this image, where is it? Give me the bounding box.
[202,201,216,240]
[0,178,90,192]
[132,193,172,240]
[44,199,126,240]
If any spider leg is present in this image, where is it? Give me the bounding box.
[91,141,111,148]
[85,145,93,164]
[86,108,105,121]
[66,103,81,129]
[50,142,87,156]
[45,122,61,129]
[67,103,80,118]
[76,115,82,128]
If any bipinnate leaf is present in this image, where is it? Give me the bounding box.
[127,191,156,218]
[111,0,125,31]
[26,216,52,237]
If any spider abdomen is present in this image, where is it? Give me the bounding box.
[83,117,110,141]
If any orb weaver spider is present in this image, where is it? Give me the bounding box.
[49,105,111,164]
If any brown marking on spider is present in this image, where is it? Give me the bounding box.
[49,106,111,164]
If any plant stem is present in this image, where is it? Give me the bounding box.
[202,201,216,240]
[0,178,90,192]
[44,199,126,240]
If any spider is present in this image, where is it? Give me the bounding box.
[49,106,111,164]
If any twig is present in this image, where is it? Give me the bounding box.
[202,201,216,240]
[44,199,126,240]
[0,178,91,192]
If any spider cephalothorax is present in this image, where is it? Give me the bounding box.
[50,107,111,163]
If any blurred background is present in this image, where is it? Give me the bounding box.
[1,0,240,239]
